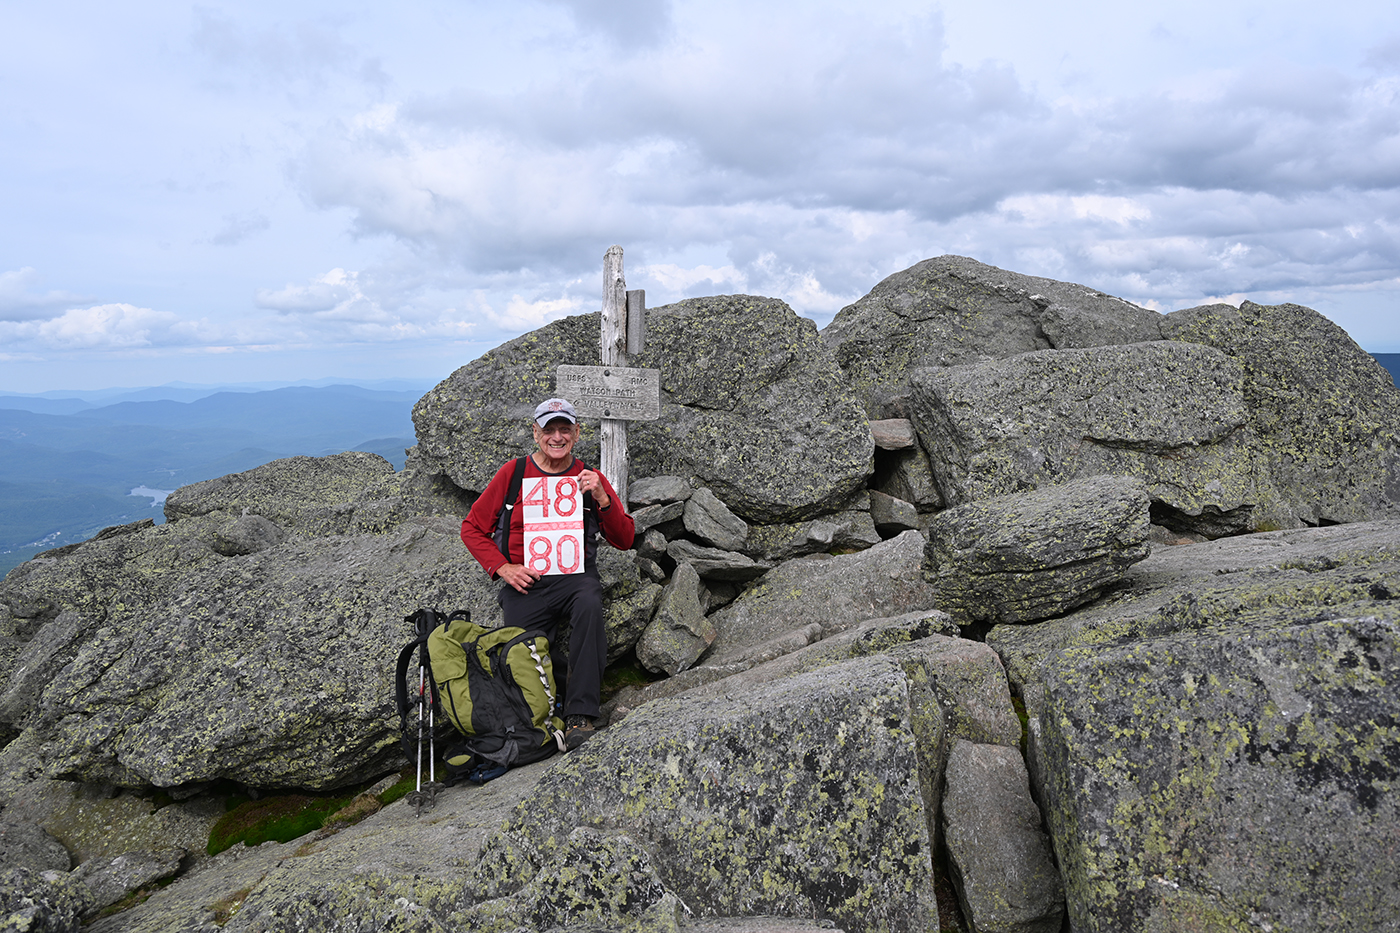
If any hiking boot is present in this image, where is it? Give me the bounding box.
[564,715,596,750]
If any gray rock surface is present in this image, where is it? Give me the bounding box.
[4,512,501,790]
[705,531,937,665]
[69,849,184,919]
[164,450,397,530]
[1162,299,1400,529]
[636,563,715,675]
[683,487,749,551]
[0,813,69,873]
[666,540,772,581]
[0,611,84,728]
[870,418,916,449]
[743,510,882,562]
[910,340,1269,536]
[872,446,942,513]
[482,655,946,933]
[869,490,919,534]
[635,500,686,533]
[210,514,285,556]
[943,741,1064,933]
[628,475,693,506]
[822,255,1163,415]
[1040,614,1399,933]
[926,474,1151,625]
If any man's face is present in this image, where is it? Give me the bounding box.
[533,417,579,461]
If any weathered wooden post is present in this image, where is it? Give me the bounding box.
[600,246,629,501]
[557,247,658,509]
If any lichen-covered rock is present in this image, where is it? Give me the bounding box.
[910,341,1273,536]
[17,516,501,790]
[596,546,663,661]
[636,563,714,675]
[412,297,873,523]
[69,849,184,919]
[821,255,1163,416]
[987,519,1400,699]
[163,450,397,531]
[0,814,69,873]
[481,655,946,933]
[683,487,749,551]
[665,540,772,581]
[0,867,84,933]
[942,741,1064,933]
[1162,299,1400,529]
[744,508,882,562]
[452,827,688,932]
[1039,614,1400,933]
[705,531,937,666]
[925,475,1151,624]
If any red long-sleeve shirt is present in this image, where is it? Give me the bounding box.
[461,456,635,579]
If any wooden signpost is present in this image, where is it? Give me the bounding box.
[557,245,659,504]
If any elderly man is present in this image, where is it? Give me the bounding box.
[460,398,635,749]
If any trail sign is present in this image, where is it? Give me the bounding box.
[556,365,661,421]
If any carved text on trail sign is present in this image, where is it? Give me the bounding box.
[556,365,661,421]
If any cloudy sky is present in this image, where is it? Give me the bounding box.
[3,0,1398,393]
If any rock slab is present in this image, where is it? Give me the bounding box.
[925,475,1151,624]
[943,740,1064,933]
[1039,614,1400,933]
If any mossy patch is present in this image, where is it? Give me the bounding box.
[602,657,657,703]
[207,793,353,855]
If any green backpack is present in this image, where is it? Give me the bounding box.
[428,613,566,782]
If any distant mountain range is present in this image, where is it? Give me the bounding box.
[0,381,433,574]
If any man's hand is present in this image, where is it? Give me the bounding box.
[497,562,541,594]
[577,469,610,510]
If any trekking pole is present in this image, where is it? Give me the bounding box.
[421,621,446,809]
[405,651,428,817]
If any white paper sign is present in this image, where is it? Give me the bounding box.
[520,475,585,576]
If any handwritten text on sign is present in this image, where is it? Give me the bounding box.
[555,365,661,421]
[521,475,585,576]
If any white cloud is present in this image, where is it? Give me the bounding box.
[255,268,479,342]
[0,268,91,322]
[0,303,208,350]
[279,2,1400,330]
[6,0,1400,389]
[256,270,356,313]
[484,295,587,331]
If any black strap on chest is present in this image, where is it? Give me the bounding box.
[493,457,599,557]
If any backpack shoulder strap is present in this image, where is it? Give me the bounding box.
[493,457,530,554]
[505,456,528,506]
